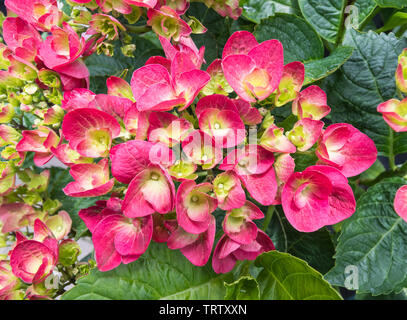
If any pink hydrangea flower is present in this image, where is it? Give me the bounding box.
[288,118,324,152]
[131,52,210,111]
[10,219,58,284]
[212,231,274,274]
[223,201,264,245]
[159,36,205,69]
[377,98,407,132]
[281,165,356,232]
[219,145,277,206]
[51,144,93,167]
[213,171,246,211]
[222,31,284,102]
[106,76,134,101]
[5,0,62,31]
[272,153,295,205]
[61,88,96,112]
[275,61,305,107]
[148,111,193,147]
[176,180,218,234]
[147,6,191,41]
[2,17,42,62]
[63,159,115,197]
[197,94,245,148]
[165,216,215,266]
[110,140,174,184]
[316,123,377,177]
[62,108,121,158]
[44,211,72,241]
[123,164,176,217]
[16,126,60,166]
[0,203,37,233]
[203,0,242,20]
[260,124,297,154]
[292,85,331,120]
[233,99,263,125]
[123,0,157,8]
[182,130,223,169]
[79,198,153,271]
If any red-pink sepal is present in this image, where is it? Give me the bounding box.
[3,17,42,62]
[110,140,174,184]
[61,88,96,112]
[288,118,324,152]
[219,145,277,206]
[159,36,205,69]
[51,144,93,167]
[148,111,193,147]
[292,85,331,120]
[260,124,297,154]
[39,22,85,70]
[123,0,157,8]
[272,154,295,205]
[205,0,242,20]
[61,108,121,158]
[213,171,246,211]
[394,185,407,223]
[316,123,377,177]
[275,61,305,107]
[124,106,150,140]
[0,203,37,233]
[15,126,60,166]
[63,159,114,197]
[166,216,216,266]
[9,219,58,284]
[147,6,191,41]
[181,130,223,170]
[281,165,356,232]
[122,164,176,217]
[222,32,284,102]
[152,213,171,243]
[106,76,134,101]
[212,231,274,274]
[5,0,62,32]
[233,99,262,125]
[377,98,407,132]
[223,201,264,245]
[176,180,217,234]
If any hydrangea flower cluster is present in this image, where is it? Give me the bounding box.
[0,0,378,300]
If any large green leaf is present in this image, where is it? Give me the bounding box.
[304,46,354,85]
[377,12,407,32]
[298,0,347,43]
[62,242,227,300]
[240,0,298,24]
[325,178,407,295]
[267,207,335,274]
[47,167,108,239]
[224,276,260,300]
[254,13,324,64]
[354,0,377,27]
[323,29,407,157]
[255,251,342,300]
[374,0,407,9]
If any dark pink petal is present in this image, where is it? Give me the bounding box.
[195,94,238,118]
[222,31,258,59]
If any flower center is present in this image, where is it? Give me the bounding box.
[151,173,160,181]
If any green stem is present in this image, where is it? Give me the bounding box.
[262,206,275,231]
[125,25,151,34]
[388,128,396,171]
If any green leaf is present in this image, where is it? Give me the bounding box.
[224,276,260,300]
[377,12,407,32]
[354,0,377,27]
[304,46,354,85]
[374,0,407,9]
[255,251,342,299]
[240,0,298,24]
[323,29,407,157]
[254,13,324,64]
[325,178,407,295]
[62,242,227,300]
[267,207,335,274]
[47,167,108,239]
[298,0,347,43]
